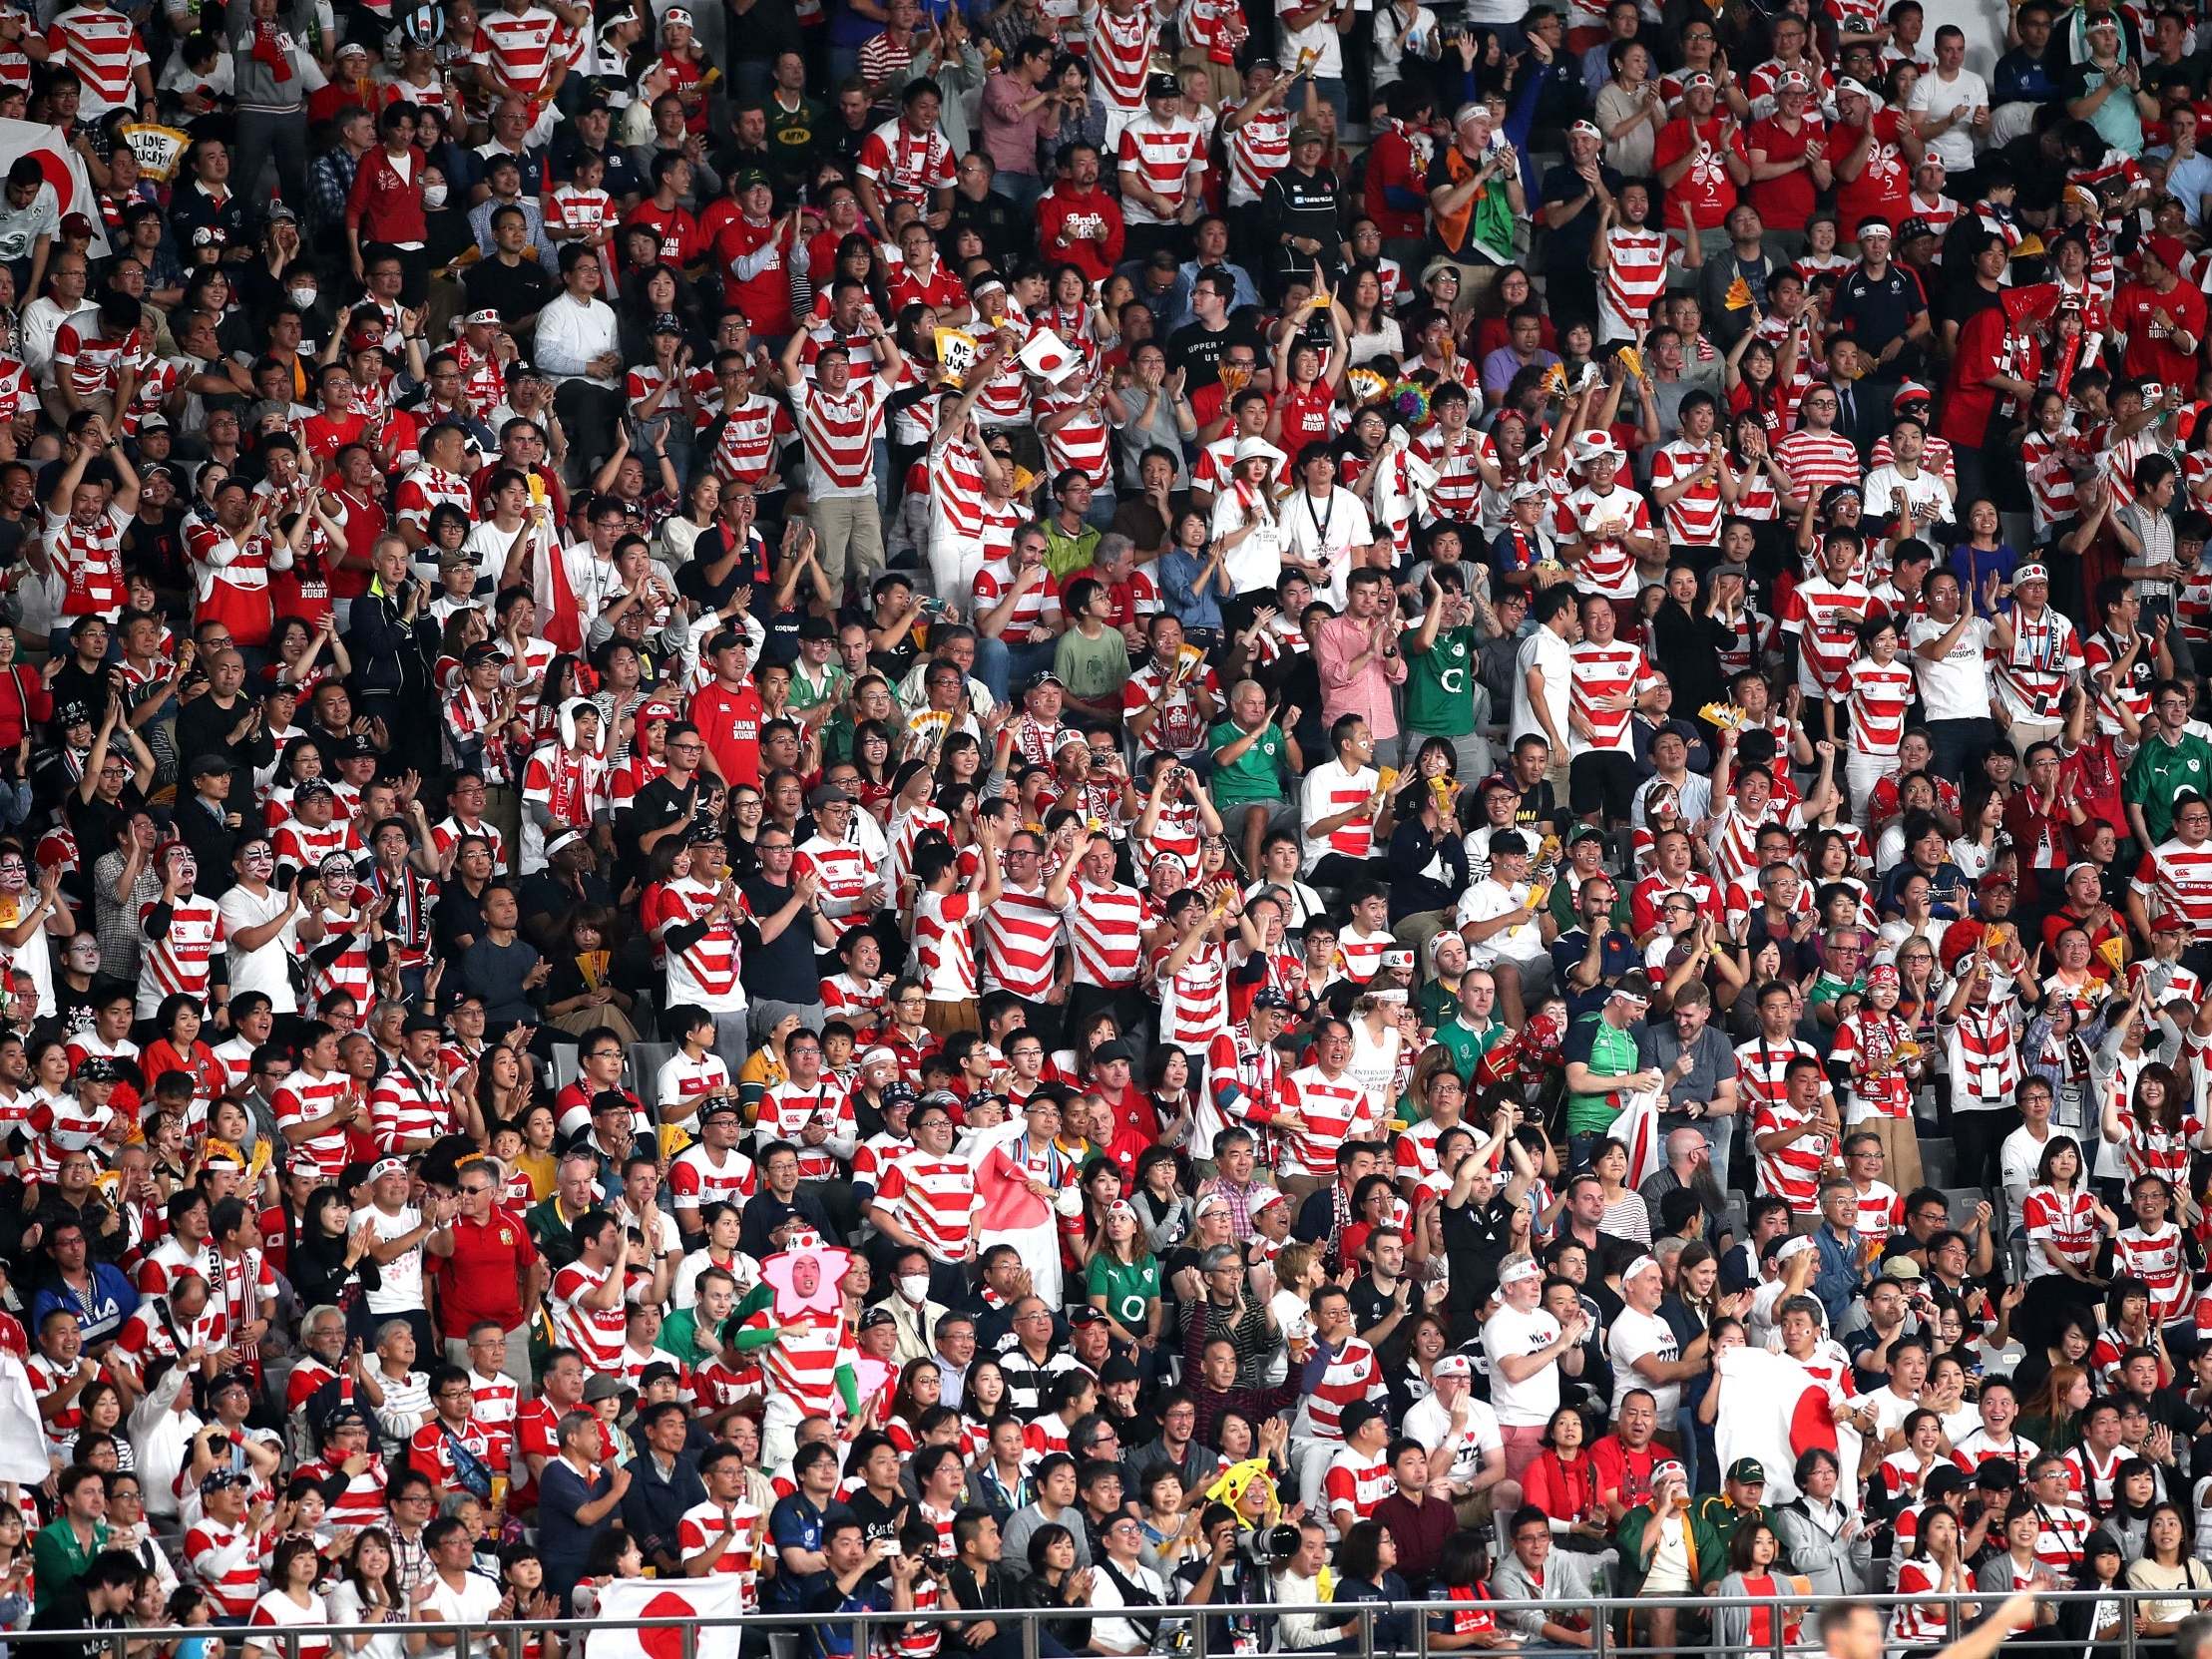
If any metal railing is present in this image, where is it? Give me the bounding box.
[48,1584,2202,1659]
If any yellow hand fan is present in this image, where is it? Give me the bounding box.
[1725,276,1754,310]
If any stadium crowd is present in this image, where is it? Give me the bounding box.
[10,0,2212,1649]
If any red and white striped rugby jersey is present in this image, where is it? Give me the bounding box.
[1413,425,1493,525]
[272,1067,354,1183]
[1752,1096,1829,1215]
[1276,1063,1377,1179]
[273,819,359,883]
[972,562,1062,636]
[184,1518,264,1618]
[912,889,981,1001]
[709,392,792,487]
[551,1258,629,1373]
[1554,483,1647,599]
[2135,836,2212,942]
[1115,114,1206,225]
[873,1149,981,1263]
[1780,576,1877,692]
[2021,1183,2100,1276]
[981,887,1064,1001]
[1064,877,1145,987]
[793,835,876,934]
[306,905,373,1015]
[1629,870,1719,940]
[1222,99,1290,207]
[49,319,138,400]
[1843,655,1916,756]
[1154,939,1230,1050]
[1324,1449,1393,1523]
[42,504,130,620]
[2021,429,2080,532]
[667,1140,756,1211]
[134,893,221,1016]
[21,1092,113,1183]
[793,374,889,499]
[746,1305,854,1422]
[1733,1037,1827,1121]
[857,119,956,211]
[1830,1009,1913,1122]
[927,429,988,540]
[1036,384,1112,489]
[370,1063,448,1152]
[755,1079,854,1181]
[656,876,748,1013]
[2083,627,2155,737]
[1299,759,1379,865]
[677,1498,765,1607]
[1597,223,1668,343]
[46,6,145,116]
[1294,1335,1384,1441]
[473,7,564,97]
[1991,606,2081,722]
[393,463,475,536]
[2114,1221,2193,1323]
[1085,0,1156,113]
[1566,639,1652,756]
[1647,439,1728,546]
[1773,427,1860,499]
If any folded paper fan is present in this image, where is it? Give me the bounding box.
[1616,345,1645,379]
[2011,232,2046,260]
[1525,881,1551,912]
[1543,362,1569,394]
[1725,276,1754,310]
[1375,766,1400,795]
[1346,366,1389,404]
[1699,700,1751,730]
[2096,935,2128,972]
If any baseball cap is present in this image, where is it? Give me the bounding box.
[1727,1457,1767,1484]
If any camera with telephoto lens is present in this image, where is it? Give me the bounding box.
[1242,1523,1302,1567]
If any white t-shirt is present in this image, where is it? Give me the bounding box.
[1088,1556,1171,1654]
[1862,464,1954,536]
[1277,0,1346,78]
[1481,1302,1563,1428]
[1907,68,1990,172]
[1906,615,1992,722]
[1403,1391,1504,1482]
[1512,625,1572,749]
[364,1204,425,1315]
[219,883,299,1013]
[1607,1305,1683,1428]
[417,1570,503,1659]
[1455,878,1547,967]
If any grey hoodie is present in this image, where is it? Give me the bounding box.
[225,0,317,114]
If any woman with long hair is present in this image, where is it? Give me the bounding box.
[1340,264,1405,368]
[884,1356,944,1455]
[1086,1198,1162,1353]
[2017,1363,2093,1454]
[1711,1522,1810,1656]
[2126,1501,2212,1633]
[1890,1505,1977,1654]
[2053,1530,2129,1659]
[325,1527,406,1659]
[2103,1060,2201,1194]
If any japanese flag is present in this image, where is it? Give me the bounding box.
[1019,328,1079,386]
[1614,1084,1663,1190]
[0,120,111,256]
[589,1577,747,1659]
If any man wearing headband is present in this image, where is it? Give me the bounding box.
[1484,1251,1589,1480]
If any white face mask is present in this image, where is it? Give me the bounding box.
[422,183,448,209]
[896,1274,930,1304]
[287,287,317,308]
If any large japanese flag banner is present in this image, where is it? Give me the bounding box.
[0,121,111,256]
[589,1577,748,1659]
[1712,1344,1846,1506]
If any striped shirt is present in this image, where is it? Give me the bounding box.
[874,1151,980,1264]
[550,1259,629,1373]
[793,375,889,499]
[1115,114,1206,224]
[980,887,1064,1001]
[45,6,145,116]
[1064,878,1145,987]
[473,8,564,96]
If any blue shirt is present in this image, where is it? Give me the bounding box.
[767,1493,855,1613]
[31,1263,138,1349]
[805,1581,892,1659]
[1157,548,1225,631]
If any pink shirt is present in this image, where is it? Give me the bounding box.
[980,70,1051,179]
[1314,612,1410,740]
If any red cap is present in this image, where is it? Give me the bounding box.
[2147,231,2189,272]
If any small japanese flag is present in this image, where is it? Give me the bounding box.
[1019,328,1080,386]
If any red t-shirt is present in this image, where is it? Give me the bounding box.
[2114,277,2206,392]
[1653,115,1745,230]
